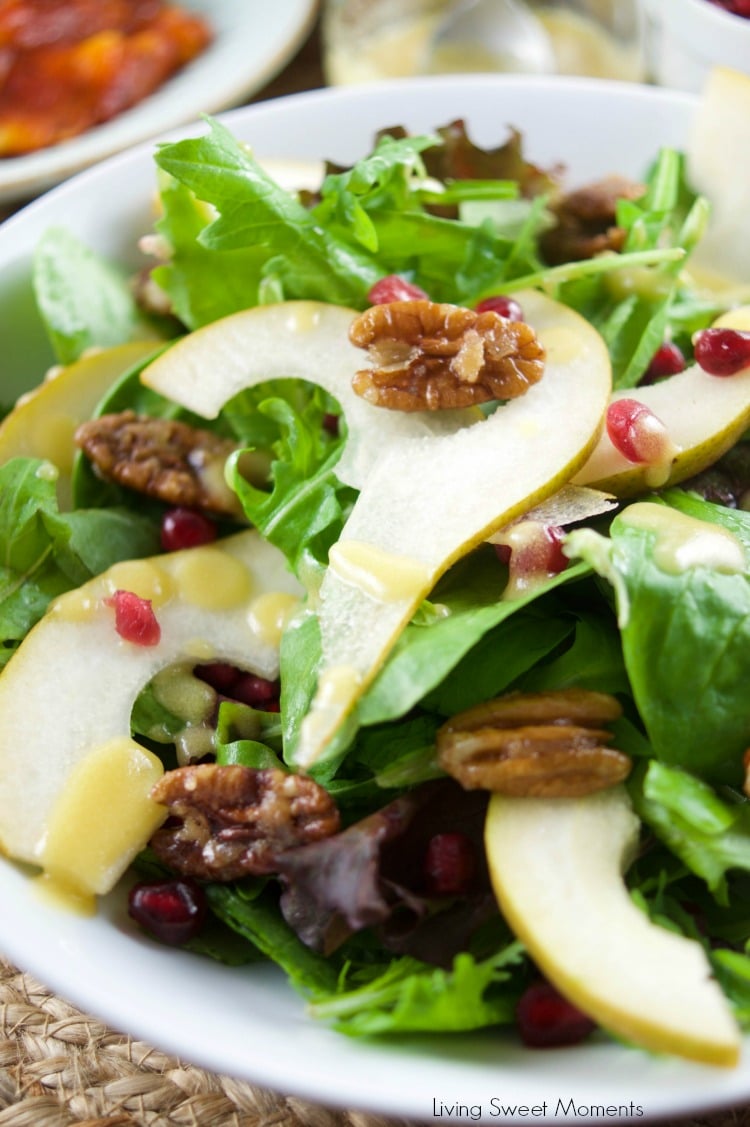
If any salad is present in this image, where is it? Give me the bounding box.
[0,68,749,1075]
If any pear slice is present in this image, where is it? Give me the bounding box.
[686,67,750,288]
[0,530,301,893]
[0,341,156,508]
[573,336,750,497]
[142,295,611,766]
[485,787,741,1067]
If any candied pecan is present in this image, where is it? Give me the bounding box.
[540,175,645,265]
[437,688,630,798]
[75,409,242,516]
[349,300,545,411]
[149,764,341,881]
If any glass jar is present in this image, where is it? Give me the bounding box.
[321,0,645,86]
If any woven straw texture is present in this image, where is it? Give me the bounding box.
[1,955,749,1127]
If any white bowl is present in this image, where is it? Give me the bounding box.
[641,0,750,91]
[2,74,750,1125]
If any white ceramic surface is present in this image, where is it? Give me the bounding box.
[1,74,749,1124]
[0,0,317,204]
[641,0,750,92]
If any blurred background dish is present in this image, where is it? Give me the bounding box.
[641,0,750,91]
[0,0,317,204]
[322,0,644,84]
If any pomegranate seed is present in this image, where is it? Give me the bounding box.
[194,661,241,693]
[232,673,281,710]
[474,295,525,321]
[495,521,568,596]
[128,878,207,945]
[643,341,685,383]
[106,590,161,646]
[161,507,217,552]
[693,327,750,376]
[367,275,429,304]
[323,412,340,436]
[606,398,673,464]
[423,831,477,895]
[709,0,750,15]
[517,980,596,1048]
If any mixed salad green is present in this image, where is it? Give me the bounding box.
[2,107,750,1057]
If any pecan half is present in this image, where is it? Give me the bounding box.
[437,688,630,798]
[349,300,545,411]
[149,764,341,880]
[540,175,645,265]
[75,409,242,516]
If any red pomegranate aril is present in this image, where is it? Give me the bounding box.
[232,672,281,710]
[693,327,750,376]
[496,522,568,595]
[128,878,207,946]
[516,980,596,1048]
[424,831,477,896]
[367,274,429,304]
[323,412,340,437]
[475,295,525,322]
[643,341,685,383]
[194,661,241,694]
[606,398,672,464]
[161,507,218,552]
[106,590,161,646]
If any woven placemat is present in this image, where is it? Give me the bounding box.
[1,955,748,1127]
[0,957,413,1127]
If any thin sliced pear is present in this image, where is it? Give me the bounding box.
[485,787,741,1067]
[0,341,157,507]
[142,295,611,766]
[687,67,750,287]
[573,345,750,497]
[0,530,301,889]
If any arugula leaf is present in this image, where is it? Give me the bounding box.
[155,119,380,307]
[309,944,524,1035]
[153,177,272,329]
[226,392,355,579]
[33,227,153,364]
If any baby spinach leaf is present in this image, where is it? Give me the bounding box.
[632,762,750,903]
[568,498,750,784]
[0,457,159,668]
[33,227,154,363]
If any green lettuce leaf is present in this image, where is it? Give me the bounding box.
[309,943,524,1035]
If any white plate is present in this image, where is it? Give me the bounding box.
[1,74,749,1124]
[0,0,317,205]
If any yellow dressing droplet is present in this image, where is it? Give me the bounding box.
[297,665,362,769]
[540,324,581,366]
[172,546,253,610]
[183,638,217,661]
[33,872,97,916]
[151,665,216,725]
[103,560,174,607]
[620,502,746,575]
[247,591,300,647]
[51,589,98,623]
[39,737,166,898]
[287,303,322,333]
[328,541,431,603]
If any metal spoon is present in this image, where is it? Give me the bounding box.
[424,0,556,75]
